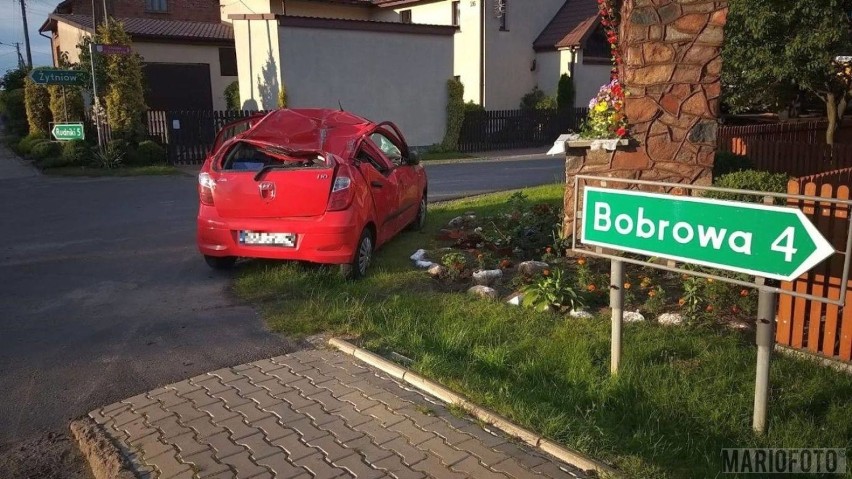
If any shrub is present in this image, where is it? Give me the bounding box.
[0,88,27,137]
[521,268,583,312]
[30,141,61,162]
[277,85,288,108]
[61,139,91,166]
[713,151,753,178]
[48,85,85,124]
[93,143,125,169]
[441,78,465,151]
[706,169,790,204]
[464,101,484,114]
[520,86,556,111]
[127,140,166,165]
[100,22,147,141]
[17,131,49,154]
[225,81,240,110]
[24,76,52,135]
[557,73,575,111]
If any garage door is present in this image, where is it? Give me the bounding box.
[143,63,213,111]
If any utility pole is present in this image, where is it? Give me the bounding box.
[16,42,25,69]
[18,0,33,67]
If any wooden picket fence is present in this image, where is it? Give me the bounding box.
[776,175,852,362]
[718,140,852,177]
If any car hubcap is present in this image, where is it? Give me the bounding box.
[358,237,372,274]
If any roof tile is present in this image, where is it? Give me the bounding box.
[533,0,600,51]
[50,13,233,42]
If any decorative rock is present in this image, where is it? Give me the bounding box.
[415,260,436,269]
[448,216,466,228]
[624,311,646,323]
[467,285,498,300]
[427,264,447,277]
[506,293,524,306]
[570,310,594,319]
[657,313,684,326]
[517,261,550,276]
[410,249,428,262]
[472,269,503,286]
[727,320,751,331]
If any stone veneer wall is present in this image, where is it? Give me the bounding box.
[564,0,728,235]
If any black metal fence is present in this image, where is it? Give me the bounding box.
[146,110,268,164]
[457,107,588,153]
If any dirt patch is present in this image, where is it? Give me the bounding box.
[69,417,136,479]
[0,429,91,479]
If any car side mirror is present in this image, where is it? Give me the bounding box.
[407,150,421,165]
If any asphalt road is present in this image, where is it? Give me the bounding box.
[0,154,563,477]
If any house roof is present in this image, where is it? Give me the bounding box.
[41,13,234,44]
[229,13,457,35]
[533,0,600,52]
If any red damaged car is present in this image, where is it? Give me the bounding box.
[196,108,427,278]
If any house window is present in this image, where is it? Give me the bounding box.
[452,1,460,26]
[499,0,507,31]
[145,0,167,12]
[219,47,238,76]
[400,9,412,24]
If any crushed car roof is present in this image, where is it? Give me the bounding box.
[244,109,375,158]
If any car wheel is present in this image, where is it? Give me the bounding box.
[204,255,237,270]
[408,194,427,231]
[341,229,373,280]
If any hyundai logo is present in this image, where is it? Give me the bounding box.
[258,181,275,201]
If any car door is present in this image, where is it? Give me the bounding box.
[354,140,401,246]
[365,126,419,232]
[378,121,425,228]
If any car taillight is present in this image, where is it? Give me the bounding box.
[327,165,354,211]
[198,172,216,205]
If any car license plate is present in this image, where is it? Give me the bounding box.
[239,231,296,247]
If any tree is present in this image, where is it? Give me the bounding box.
[78,21,146,141]
[277,85,288,108]
[24,72,52,134]
[723,0,852,144]
[48,52,85,124]
[1,67,28,91]
[557,73,575,112]
[441,77,465,151]
[224,81,240,110]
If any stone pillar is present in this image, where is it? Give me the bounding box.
[563,0,728,236]
[617,0,728,183]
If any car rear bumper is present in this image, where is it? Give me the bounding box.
[197,206,359,264]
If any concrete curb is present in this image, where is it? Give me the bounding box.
[423,152,552,165]
[328,337,619,478]
[70,417,137,479]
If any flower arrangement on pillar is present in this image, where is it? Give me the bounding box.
[580,79,627,140]
[597,0,623,79]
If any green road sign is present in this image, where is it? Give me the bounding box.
[52,123,85,141]
[581,187,835,281]
[29,69,87,86]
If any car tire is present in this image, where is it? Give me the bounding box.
[341,229,373,280]
[408,193,427,231]
[204,255,237,270]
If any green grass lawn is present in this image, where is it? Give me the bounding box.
[234,184,852,479]
[42,165,182,177]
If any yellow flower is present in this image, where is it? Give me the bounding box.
[595,102,608,113]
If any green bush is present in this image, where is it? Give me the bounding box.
[277,84,288,108]
[520,86,556,111]
[127,140,166,165]
[61,140,91,166]
[225,81,240,110]
[30,141,62,162]
[24,75,52,134]
[17,131,49,154]
[463,101,484,114]
[0,88,28,137]
[713,151,754,177]
[48,85,85,124]
[706,169,790,204]
[441,78,465,151]
[557,73,575,111]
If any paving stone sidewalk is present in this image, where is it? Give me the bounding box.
[87,348,590,479]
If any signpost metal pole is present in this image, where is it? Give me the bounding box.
[610,259,624,375]
[89,42,103,149]
[753,287,777,434]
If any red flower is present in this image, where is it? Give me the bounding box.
[616,127,627,137]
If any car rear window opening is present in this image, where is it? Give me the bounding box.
[221,142,329,171]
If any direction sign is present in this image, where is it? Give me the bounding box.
[51,123,85,141]
[94,44,131,55]
[29,69,87,86]
[581,187,834,281]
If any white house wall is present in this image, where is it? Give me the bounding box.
[570,50,611,109]
[233,18,282,111]
[483,0,565,110]
[535,50,561,98]
[221,0,282,23]
[276,24,453,146]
